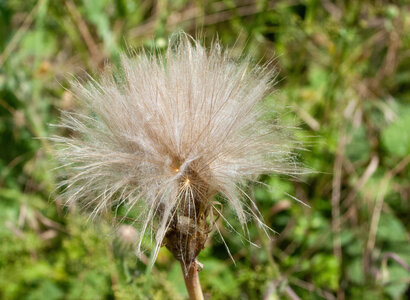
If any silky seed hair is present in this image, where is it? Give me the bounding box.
[52,34,301,265]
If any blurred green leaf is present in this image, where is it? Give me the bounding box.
[377,213,407,243]
[382,106,410,157]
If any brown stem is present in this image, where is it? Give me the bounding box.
[181,261,204,300]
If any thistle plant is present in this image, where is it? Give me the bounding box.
[53,34,299,299]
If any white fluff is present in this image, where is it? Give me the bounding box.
[52,34,300,262]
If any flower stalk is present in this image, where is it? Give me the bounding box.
[181,261,204,300]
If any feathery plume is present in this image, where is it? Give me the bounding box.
[53,34,299,271]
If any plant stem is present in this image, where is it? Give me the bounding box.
[181,261,204,300]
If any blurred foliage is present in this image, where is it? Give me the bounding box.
[0,0,409,299]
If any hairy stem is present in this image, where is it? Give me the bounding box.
[181,260,204,300]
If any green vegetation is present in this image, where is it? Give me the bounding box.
[0,0,409,299]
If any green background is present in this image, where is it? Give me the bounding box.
[0,0,409,299]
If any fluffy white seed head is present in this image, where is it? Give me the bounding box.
[53,34,300,263]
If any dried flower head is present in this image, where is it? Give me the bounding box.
[53,34,300,267]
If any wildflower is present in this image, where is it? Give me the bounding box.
[53,34,299,272]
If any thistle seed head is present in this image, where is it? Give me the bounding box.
[53,34,300,265]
